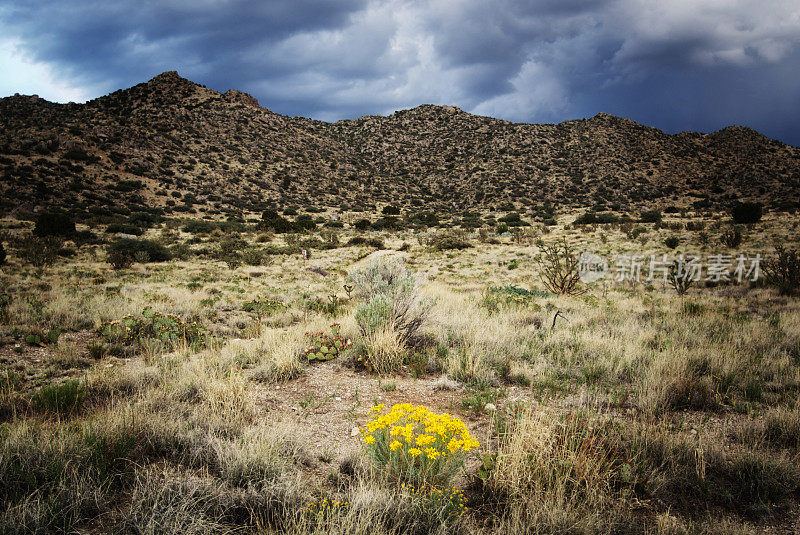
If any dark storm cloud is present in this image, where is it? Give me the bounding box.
[2,1,369,90]
[1,0,799,145]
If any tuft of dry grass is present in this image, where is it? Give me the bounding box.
[487,409,637,533]
[361,324,405,375]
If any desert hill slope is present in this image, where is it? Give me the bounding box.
[1,71,798,218]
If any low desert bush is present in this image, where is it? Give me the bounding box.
[763,244,799,295]
[17,236,61,268]
[731,201,763,224]
[346,236,384,248]
[664,235,680,249]
[34,211,75,237]
[428,231,471,251]
[640,209,662,223]
[348,259,431,348]
[107,238,171,268]
[721,227,743,248]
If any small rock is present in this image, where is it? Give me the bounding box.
[334,397,342,401]
[484,403,497,412]
[307,266,329,277]
[350,427,360,437]
[432,376,463,392]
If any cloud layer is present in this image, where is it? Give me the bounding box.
[1,0,799,145]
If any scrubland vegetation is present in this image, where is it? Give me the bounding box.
[0,205,798,534]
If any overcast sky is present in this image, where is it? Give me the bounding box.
[1,0,799,146]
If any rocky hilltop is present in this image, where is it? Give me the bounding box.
[1,71,798,217]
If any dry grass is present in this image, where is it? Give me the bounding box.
[0,210,798,534]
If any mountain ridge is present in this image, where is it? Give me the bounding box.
[1,71,798,218]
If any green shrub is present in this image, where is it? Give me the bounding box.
[721,228,743,248]
[128,211,161,227]
[353,218,372,230]
[731,201,763,224]
[574,211,619,225]
[169,243,193,260]
[482,284,552,311]
[182,220,216,234]
[215,236,246,267]
[242,248,265,266]
[32,379,87,415]
[106,223,144,236]
[302,294,342,316]
[258,211,314,233]
[371,217,398,231]
[347,236,384,248]
[17,236,61,268]
[429,231,471,251]
[348,259,430,345]
[242,297,286,318]
[34,212,75,237]
[640,210,662,223]
[763,245,800,295]
[664,236,680,249]
[107,238,171,268]
[499,212,529,227]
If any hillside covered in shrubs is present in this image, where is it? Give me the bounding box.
[1,71,799,220]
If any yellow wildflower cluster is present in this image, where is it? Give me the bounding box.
[304,498,349,517]
[361,403,480,487]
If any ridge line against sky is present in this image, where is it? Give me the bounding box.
[1,0,799,146]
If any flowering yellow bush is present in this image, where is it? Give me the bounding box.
[361,403,480,487]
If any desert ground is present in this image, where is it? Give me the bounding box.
[0,207,798,534]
